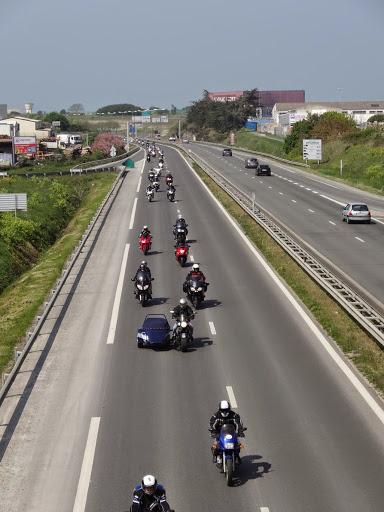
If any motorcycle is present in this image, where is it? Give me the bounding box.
[174,227,187,244]
[175,243,189,266]
[211,424,245,486]
[185,278,208,308]
[153,180,160,192]
[139,235,152,255]
[132,271,153,306]
[166,175,173,186]
[170,312,193,352]
[146,188,154,202]
[158,161,164,170]
[167,187,175,202]
[146,154,151,163]
[148,171,155,182]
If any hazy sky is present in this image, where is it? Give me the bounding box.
[1,0,383,112]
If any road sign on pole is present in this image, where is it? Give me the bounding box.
[303,139,322,161]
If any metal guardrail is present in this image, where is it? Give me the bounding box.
[0,168,130,406]
[170,144,384,348]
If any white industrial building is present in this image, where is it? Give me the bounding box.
[1,116,52,139]
[272,101,384,126]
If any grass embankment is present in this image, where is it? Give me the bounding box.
[0,173,116,375]
[192,162,384,395]
[235,129,286,158]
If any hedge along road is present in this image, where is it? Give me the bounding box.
[190,142,384,311]
[0,146,383,512]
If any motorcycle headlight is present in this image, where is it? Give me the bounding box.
[180,321,188,328]
[143,284,149,290]
[136,284,143,290]
[190,287,196,292]
[197,287,203,292]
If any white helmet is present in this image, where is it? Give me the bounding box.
[192,263,200,271]
[142,474,156,495]
[179,298,186,305]
[143,225,148,230]
[219,400,230,417]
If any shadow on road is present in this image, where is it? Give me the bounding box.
[200,299,221,310]
[148,297,168,306]
[232,454,272,486]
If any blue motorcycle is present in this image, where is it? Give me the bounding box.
[213,424,244,486]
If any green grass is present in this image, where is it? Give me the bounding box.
[0,173,115,375]
[193,162,384,395]
[235,129,286,157]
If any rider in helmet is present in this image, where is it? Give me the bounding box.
[146,183,154,194]
[183,263,208,293]
[131,474,171,512]
[209,400,245,464]
[132,261,153,297]
[172,297,194,322]
[139,225,151,238]
[173,217,188,239]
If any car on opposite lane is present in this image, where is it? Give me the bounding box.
[256,164,271,176]
[342,202,371,224]
[245,157,258,169]
[222,148,232,156]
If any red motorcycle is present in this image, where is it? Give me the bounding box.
[175,243,189,266]
[139,235,152,255]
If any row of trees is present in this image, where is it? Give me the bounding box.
[185,90,260,138]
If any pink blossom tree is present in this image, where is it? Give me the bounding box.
[91,132,125,156]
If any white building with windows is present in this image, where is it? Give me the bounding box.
[272,101,384,126]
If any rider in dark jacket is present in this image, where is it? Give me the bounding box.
[172,298,194,321]
[183,263,208,293]
[139,225,151,239]
[132,261,153,297]
[173,217,188,239]
[209,400,245,463]
[131,475,171,512]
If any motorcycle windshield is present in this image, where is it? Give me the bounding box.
[220,424,236,437]
[190,279,204,288]
[137,271,150,284]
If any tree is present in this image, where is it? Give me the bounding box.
[96,103,142,115]
[44,112,70,131]
[170,104,177,115]
[310,111,356,140]
[68,103,85,114]
[60,109,67,115]
[91,132,125,156]
[368,114,384,123]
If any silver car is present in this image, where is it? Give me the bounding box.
[342,203,371,224]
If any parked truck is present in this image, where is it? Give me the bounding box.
[57,133,83,148]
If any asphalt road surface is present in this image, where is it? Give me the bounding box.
[189,142,384,309]
[0,146,383,512]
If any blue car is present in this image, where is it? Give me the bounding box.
[137,314,171,349]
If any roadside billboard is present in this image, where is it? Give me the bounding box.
[13,136,37,156]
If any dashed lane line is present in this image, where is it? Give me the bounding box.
[329,220,336,226]
[209,321,216,335]
[107,244,130,345]
[136,176,142,193]
[73,417,101,512]
[291,199,297,203]
[308,209,315,213]
[128,197,138,230]
[355,236,365,243]
[226,386,238,408]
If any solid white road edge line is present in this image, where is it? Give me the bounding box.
[129,197,138,230]
[209,321,216,335]
[177,149,384,425]
[226,386,238,408]
[136,176,142,193]
[107,243,130,345]
[72,417,100,512]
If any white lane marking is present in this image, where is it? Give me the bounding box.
[129,198,138,230]
[226,386,238,408]
[73,417,101,512]
[288,179,293,183]
[136,176,142,193]
[291,199,297,203]
[259,180,263,184]
[107,243,130,344]
[245,172,248,175]
[312,190,318,194]
[177,209,180,213]
[190,254,194,262]
[300,184,305,188]
[294,182,299,185]
[308,208,315,213]
[209,321,216,335]
[355,236,365,243]
[252,176,255,179]
[329,220,336,226]
[306,187,311,191]
[268,186,272,189]
[178,149,384,426]
[279,192,284,195]
[260,508,270,512]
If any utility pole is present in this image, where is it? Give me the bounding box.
[178,119,181,140]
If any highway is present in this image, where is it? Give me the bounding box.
[0,146,383,512]
[189,142,384,310]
